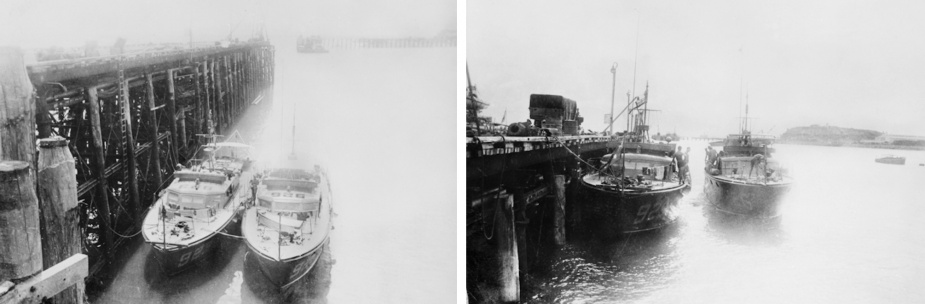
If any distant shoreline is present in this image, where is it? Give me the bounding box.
[778,141,925,151]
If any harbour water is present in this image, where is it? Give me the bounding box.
[90,45,455,303]
[523,142,925,303]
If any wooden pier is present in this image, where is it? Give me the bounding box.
[0,41,275,302]
[297,32,456,51]
[466,135,610,303]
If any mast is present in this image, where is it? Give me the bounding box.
[608,63,618,134]
[737,46,745,133]
[744,87,750,133]
[630,13,640,134]
[466,64,482,136]
[643,82,649,140]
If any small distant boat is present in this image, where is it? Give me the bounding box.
[243,158,333,289]
[875,155,905,165]
[143,132,254,274]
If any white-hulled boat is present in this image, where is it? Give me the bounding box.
[142,133,254,274]
[243,159,332,289]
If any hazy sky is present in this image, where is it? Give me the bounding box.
[468,0,925,137]
[0,0,455,48]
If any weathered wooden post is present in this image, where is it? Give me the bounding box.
[212,60,222,133]
[565,160,582,240]
[496,194,519,303]
[36,137,84,304]
[0,47,42,282]
[119,70,141,221]
[195,61,207,136]
[547,173,567,246]
[85,86,114,248]
[144,73,163,190]
[511,186,530,275]
[165,69,180,152]
[0,161,42,282]
[176,108,187,151]
[202,59,213,135]
[0,47,36,164]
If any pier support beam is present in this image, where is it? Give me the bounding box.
[511,187,530,275]
[547,174,567,246]
[119,70,141,223]
[85,87,114,249]
[165,69,180,152]
[203,60,213,135]
[496,194,519,303]
[36,137,84,304]
[144,73,163,191]
[0,161,43,281]
[565,161,582,240]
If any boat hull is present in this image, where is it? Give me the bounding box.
[703,174,791,218]
[145,204,243,275]
[148,232,221,275]
[579,180,685,238]
[246,239,326,289]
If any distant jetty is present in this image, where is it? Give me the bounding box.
[779,125,925,150]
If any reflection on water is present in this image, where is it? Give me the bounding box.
[525,142,925,303]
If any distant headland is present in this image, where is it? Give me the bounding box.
[779,125,925,150]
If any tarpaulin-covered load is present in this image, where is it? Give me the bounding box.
[529,94,580,121]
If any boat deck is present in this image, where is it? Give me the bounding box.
[143,168,255,248]
[582,172,684,192]
[243,178,331,261]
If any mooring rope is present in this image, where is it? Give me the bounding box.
[550,136,609,175]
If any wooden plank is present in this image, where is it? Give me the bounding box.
[0,254,88,304]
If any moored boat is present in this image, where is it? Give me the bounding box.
[704,103,792,217]
[580,85,688,238]
[875,155,905,165]
[243,158,333,289]
[142,133,254,274]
